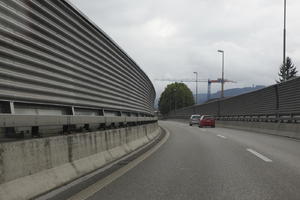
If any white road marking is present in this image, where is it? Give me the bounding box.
[247,149,272,162]
[217,134,226,139]
[66,128,170,200]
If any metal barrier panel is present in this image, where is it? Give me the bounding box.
[169,77,300,122]
[219,86,277,116]
[196,101,219,116]
[278,78,300,115]
[0,0,155,115]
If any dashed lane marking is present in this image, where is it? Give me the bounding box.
[217,134,227,139]
[247,148,272,162]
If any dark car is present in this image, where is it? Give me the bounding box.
[199,115,215,128]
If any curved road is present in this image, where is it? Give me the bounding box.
[69,121,300,200]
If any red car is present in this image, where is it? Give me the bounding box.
[199,115,215,128]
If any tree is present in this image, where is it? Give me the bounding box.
[158,82,195,115]
[278,57,298,83]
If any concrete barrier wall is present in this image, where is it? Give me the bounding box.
[216,121,300,139]
[0,123,160,200]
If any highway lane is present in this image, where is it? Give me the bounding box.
[75,120,300,200]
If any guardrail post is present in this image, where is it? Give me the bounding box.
[274,85,280,123]
[217,100,221,118]
[71,106,75,116]
[31,126,40,138]
[9,102,15,114]
[3,102,16,137]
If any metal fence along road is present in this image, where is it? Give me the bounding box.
[169,77,300,123]
[0,0,156,137]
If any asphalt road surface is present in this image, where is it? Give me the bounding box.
[71,121,300,200]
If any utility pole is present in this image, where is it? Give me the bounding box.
[218,50,225,98]
[283,0,287,81]
[173,88,177,115]
[193,72,198,104]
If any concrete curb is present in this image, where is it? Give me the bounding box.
[216,121,300,140]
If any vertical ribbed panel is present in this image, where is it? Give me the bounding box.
[170,77,300,117]
[278,78,300,114]
[219,86,277,115]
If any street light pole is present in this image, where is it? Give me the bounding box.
[218,50,225,98]
[173,88,177,115]
[283,0,287,81]
[193,72,198,104]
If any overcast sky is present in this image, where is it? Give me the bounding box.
[70,0,300,97]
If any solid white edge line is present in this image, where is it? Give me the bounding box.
[246,149,272,162]
[217,134,226,139]
[66,127,170,200]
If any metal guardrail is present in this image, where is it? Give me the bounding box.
[0,0,157,137]
[0,115,157,128]
[169,77,300,123]
[0,114,157,138]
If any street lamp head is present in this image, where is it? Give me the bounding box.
[193,72,197,74]
[218,50,224,53]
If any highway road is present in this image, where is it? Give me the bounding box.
[59,120,300,200]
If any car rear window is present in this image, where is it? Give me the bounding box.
[192,116,201,119]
